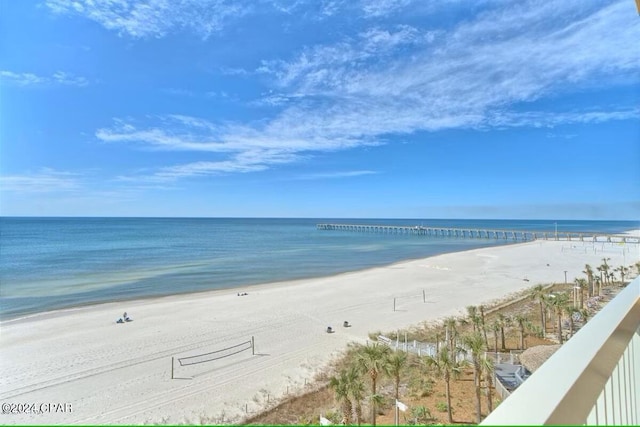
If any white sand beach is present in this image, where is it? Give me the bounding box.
[0,237,637,425]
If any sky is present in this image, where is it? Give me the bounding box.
[1,0,639,219]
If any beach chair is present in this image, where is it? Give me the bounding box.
[116,318,124,324]
[326,326,333,333]
[343,321,350,327]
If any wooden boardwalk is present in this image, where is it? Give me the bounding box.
[316,224,640,243]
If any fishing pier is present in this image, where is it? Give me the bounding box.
[316,224,639,244]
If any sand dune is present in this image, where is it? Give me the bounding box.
[0,238,637,424]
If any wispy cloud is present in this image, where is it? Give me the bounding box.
[97,0,639,182]
[297,170,378,180]
[360,0,414,18]
[45,0,251,39]
[0,168,81,192]
[256,0,639,132]
[0,70,88,87]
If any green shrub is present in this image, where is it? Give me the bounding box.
[435,402,448,413]
[410,405,434,425]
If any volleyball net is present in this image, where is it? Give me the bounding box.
[176,337,255,367]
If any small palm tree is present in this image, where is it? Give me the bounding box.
[614,265,629,285]
[600,258,611,285]
[583,264,594,297]
[444,317,458,354]
[575,278,588,309]
[424,347,461,424]
[490,320,500,352]
[480,354,495,413]
[466,305,480,333]
[529,284,547,337]
[549,293,569,344]
[513,314,528,350]
[385,350,408,402]
[330,370,353,424]
[594,276,602,296]
[479,305,489,348]
[497,313,509,350]
[561,301,580,339]
[355,343,390,426]
[462,332,485,424]
[347,365,365,426]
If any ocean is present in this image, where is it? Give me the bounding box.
[0,217,636,320]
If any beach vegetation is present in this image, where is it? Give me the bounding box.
[329,370,354,424]
[512,314,528,350]
[480,354,495,413]
[575,278,588,309]
[408,405,434,425]
[583,264,594,297]
[385,350,408,401]
[496,313,509,350]
[434,401,449,413]
[355,343,391,426]
[424,347,461,424]
[529,284,547,337]
[462,332,485,423]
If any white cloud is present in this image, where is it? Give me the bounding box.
[45,0,251,39]
[257,0,639,133]
[360,0,413,17]
[96,0,639,182]
[297,170,378,180]
[0,70,88,87]
[0,169,81,192]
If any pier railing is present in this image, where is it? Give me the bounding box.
[481,276,640,425]
[316,223,639,243]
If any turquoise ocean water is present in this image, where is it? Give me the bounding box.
[0,217,636,320]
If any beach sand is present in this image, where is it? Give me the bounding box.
[0,237,637,424]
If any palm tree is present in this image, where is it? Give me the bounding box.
[561,300,579,339]
[355,343,390,426]
[529,284,547,337]
[424,347,461,424]
[575,278,588,309]
[466,305,480,333]
[480,354,495,413]
[490,320,500,352]
[330,370,354,424]
[549,293,569,344]
[497,313,509,351]
[462,332,485,424]
[479,305,489,348]
[596,265,605,288]
[583,264,594,297]
[434,330,442,354]
[347,365,365,425]
[600,258,611,285]
[594,275,602,296]
[385,350,408,402]
[616,265,629,285]
[444,317,458,355]
[512,314,528,350]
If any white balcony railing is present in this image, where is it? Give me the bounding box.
[482,276,640,425]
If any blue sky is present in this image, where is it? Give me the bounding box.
[1,0,639,219]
